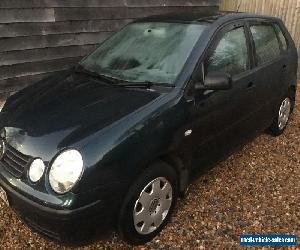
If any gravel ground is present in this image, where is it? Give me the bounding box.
[0,90,299,249]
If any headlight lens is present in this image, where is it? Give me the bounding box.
[29,159,45,182]
[49,149,83,194]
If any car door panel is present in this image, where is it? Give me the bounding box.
[190,71,261,168]
[247,21,286,130]
[185,22,259,169]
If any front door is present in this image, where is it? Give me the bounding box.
[187,21,258,169]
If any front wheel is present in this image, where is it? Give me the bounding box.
[118,161,178,245]
[268,93,294,136]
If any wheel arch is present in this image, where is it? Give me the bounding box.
[289,84,296,93]
[288,85,296,112]
[158,154,189,197]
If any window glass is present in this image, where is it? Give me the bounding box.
[80,22,207,85]
[207,27,249,76]
[250,25,280,65]
[274,24,288,50]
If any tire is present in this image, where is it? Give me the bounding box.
[118,161,178,245]
[268,90,295,136]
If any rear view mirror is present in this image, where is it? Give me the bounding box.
[195,72,232,91]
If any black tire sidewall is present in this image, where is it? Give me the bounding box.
[118,161,178,245]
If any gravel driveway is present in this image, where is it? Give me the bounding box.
[0,89,299,249]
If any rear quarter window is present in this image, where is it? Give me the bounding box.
[250,24,281,65]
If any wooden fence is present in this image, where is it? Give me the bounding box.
[220,0,300,66]
[0,0,219,96]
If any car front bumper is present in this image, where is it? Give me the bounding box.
[0,177,116,243]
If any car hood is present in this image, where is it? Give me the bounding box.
[0,70,161,160]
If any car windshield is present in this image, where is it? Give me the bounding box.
[79,22,207,85]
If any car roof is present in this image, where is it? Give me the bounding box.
[136,11,279,24]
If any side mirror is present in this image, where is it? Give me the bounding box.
[195,72,232,91]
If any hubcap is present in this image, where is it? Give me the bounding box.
[133,177,173,235]
[278,97,291,130]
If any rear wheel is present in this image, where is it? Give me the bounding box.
[268,91,295,136]
[118,161,177,245]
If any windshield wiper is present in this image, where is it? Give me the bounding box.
[75,66,174,88]
[75,65,118,85]
[117,81,173,89]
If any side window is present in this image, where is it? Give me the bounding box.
[207,27,249,76]
[250,24,280,65]
[274,23,288,51]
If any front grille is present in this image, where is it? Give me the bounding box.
[1,144,31,178]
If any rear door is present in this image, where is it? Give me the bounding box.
[246,19,287,129]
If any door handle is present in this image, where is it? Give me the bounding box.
[282,65,287,72]
[246,82,255,89]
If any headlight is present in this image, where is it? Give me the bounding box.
[49,149,83,194]
[29,159,45,183]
